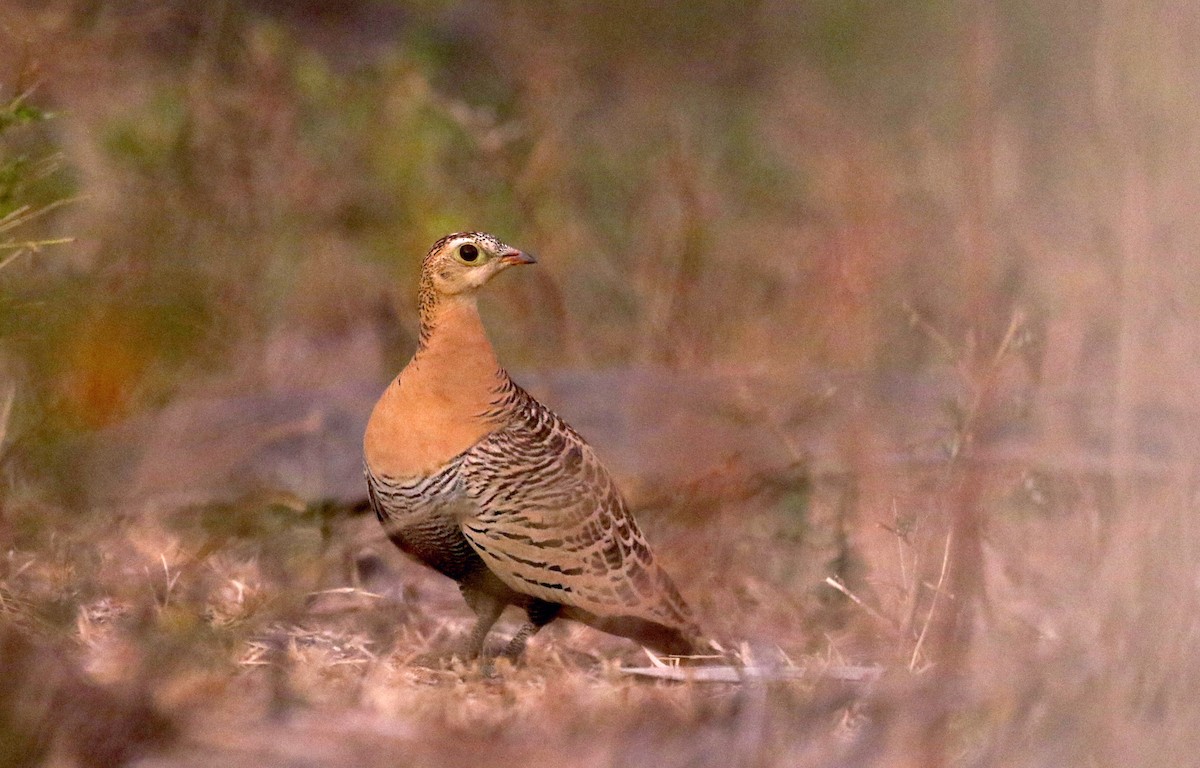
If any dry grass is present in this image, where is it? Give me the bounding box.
[2,1,1199,766]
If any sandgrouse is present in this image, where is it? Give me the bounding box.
[363,232,707,662]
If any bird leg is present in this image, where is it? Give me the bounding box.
[500,622,541,662]
[460,588,504,661]
[502,600,561,662]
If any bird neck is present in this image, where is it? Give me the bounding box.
[363,292,510,478]
[412,292,501,375]
[416,270,437,347]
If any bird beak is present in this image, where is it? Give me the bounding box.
[499,249,536,266]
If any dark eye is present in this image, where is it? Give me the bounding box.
[458,243,479,262]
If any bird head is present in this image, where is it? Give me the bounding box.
[421,232,536,297]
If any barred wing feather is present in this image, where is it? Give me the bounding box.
[457,392,697,633]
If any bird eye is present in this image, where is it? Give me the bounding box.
[458,243,479,263]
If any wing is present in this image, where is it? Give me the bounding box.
[457,389,698,633]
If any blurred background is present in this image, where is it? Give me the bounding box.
[1,1,1198,766]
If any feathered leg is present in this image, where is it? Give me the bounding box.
[460,586,504,660]
[502,600,561,662]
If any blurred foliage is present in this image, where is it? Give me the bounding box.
[0,68,75,501]
[0,0,1189,490]
[0,88,70,286]
[0,3,1196,766]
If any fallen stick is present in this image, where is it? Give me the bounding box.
[620,664,883,684]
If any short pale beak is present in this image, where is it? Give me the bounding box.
[499,249,536,266]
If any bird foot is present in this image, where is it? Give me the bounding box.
[405,649,470,670]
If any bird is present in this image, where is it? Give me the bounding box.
[363,231,709,663]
